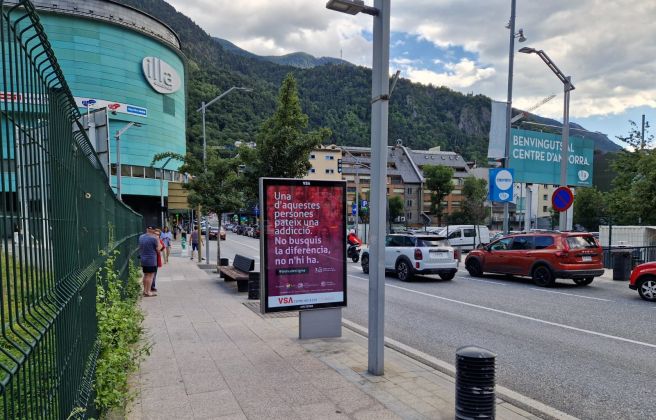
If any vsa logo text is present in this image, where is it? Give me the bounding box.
[278,297,294,304]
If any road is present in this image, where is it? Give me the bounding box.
[204,233,656,420]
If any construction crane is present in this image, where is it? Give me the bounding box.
[511,94,556,123]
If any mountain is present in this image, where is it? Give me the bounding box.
[113,0,622,164]
[214,37,351,69]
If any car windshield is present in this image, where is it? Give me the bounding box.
[567,235,597,249]
[415,237,448,247]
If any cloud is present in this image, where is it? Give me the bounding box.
[402,59,496,89]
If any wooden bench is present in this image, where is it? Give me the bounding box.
[219,254,255,292]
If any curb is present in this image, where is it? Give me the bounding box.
[342,319,578,420]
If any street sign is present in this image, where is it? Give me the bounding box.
[351,203,357,216]
[81,99,96,107]
[552,186,574,212]
[489,168,514,203]
[361,200,368,208]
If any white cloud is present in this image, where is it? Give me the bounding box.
[164,0,656,122]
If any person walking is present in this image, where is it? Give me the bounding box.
[161,226,173,263]
[139,226,162,297]
[190,226,203,260]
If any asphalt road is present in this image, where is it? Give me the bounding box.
[207,233,656,420]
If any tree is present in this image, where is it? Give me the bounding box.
[423,165,454,226]
[387,195,404,232]
[573,187,605,231]
[616,118,653,150]
[240,73,331,201]
[461,177,488,225]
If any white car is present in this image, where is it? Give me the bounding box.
[360,234,458,281]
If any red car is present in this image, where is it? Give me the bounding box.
[465,232,604,287]
[629,262,656,302]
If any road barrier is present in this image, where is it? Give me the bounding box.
[455,346,496,420]
[0,1,142,418]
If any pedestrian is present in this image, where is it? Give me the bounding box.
[173,224,178,241]
[190,226,203,260]
[161,226,173,263]
[138,226,162,297]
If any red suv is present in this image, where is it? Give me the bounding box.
[629,262,656,302]
[465,232,604,287]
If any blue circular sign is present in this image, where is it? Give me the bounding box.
[552,187,574,212]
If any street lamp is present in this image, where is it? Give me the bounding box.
[327,0,389,376]
[502,0,527,234]
[342,147,372,237]
[519,47,575,231]
[197,86,252,262]
[115,122,142,201]
[157,157,173,228]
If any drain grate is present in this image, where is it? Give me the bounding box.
[243,301,298,318]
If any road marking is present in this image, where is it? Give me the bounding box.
[381,283,656,349]
[457,276,507,286]
[529,288,612,302]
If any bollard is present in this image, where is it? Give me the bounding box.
[219,258,229,278]
[455,346,496,420]
[248,272,260,300]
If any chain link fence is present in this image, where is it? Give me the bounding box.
[0,1,142,418]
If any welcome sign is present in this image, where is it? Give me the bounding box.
[509,128,594,186]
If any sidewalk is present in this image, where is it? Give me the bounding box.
[126,250,552,420]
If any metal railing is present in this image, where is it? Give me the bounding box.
[0,1,142,418]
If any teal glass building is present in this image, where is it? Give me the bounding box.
[24,0,186,227]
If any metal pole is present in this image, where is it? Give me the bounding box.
[116,132,122,201]
[197,205,203,263]
[503,0,517,235]
[205,218,210,263]
[201,102,207,169]
[559,78,571,231]
[355,165,360,236]
[160,173,164,228]
[641,114,646,149]
[368,0,390,376]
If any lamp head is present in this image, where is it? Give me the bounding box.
[518,47,537,54]
[326,0,365,14]
[517,29,526,43]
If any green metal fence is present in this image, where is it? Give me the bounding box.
[0,1,143,418]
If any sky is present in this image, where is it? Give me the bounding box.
[166,0,655,144]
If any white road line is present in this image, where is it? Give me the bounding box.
[529,287,612,302]
[382,283,656,349]
[457,276,507,286]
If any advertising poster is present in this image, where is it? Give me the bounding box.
[259,178,346,313]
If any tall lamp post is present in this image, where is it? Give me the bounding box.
[327,0,389,376]
[197,86,252,263]
[115,122,142,201]
[502,0,526,234]
[519,47,574,231]
[158,157,173,228]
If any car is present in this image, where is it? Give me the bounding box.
[219,227,226,240]
[207,225,219,240]
[629,262,656,302]
[434,225,490,250]
[465,232,604,287]
[360,234,458,282]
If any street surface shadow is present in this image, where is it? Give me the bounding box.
[481,273,600,289]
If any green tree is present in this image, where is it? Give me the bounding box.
[241,73,331,201]
[616,118,653,150]
[387,195,404,232]
[461,177,488,225]
[423,165,454,225]
[573,187,605,231]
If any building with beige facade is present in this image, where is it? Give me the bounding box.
[305,144,343,181]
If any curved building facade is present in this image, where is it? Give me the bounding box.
[25,0,186,226]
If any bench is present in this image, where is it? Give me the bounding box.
[219,254,255,292]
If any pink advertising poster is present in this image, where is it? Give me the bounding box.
[260,178,347,312]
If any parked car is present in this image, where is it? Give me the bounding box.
[465,232,604,287]
[219,227,226,241]
[629,262,656,302]
[360,234,458,281]
[434,225,491,250]
[208,226,218,240]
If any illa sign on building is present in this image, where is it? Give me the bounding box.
[259,178,347,313]
[509,128,594,186]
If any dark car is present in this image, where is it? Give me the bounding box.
[629,262,656,302]
[465,232,604,287]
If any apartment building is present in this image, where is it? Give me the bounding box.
[305,144,343,181]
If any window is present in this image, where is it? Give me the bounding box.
[325,169,335,174]
[325,155,335,160]
[386,236,405,247]
[534,236,555,249]
[310,154,316,159]
[132,165,145,178]
[406,212,412,220]
[416,237,448,247]
[448,230,461,239]
[543,206,548,212]
[110,164,117,175]
[566,236,598,249]
[407,187,412,194]
[463,229,476,238]
[309,168,316,173]
[511,236,533,250]
[406,199,413,207]
[543,194,548,201]
[490,238,512,251]
[144,167,155,178]
[163,96,175,116]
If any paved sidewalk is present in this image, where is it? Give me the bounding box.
[127,251,551,420]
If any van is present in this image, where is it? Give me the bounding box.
[436,225,490,250]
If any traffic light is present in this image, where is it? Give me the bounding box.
[337,158,343,173]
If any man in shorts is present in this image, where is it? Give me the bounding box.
[139,226,162,297]
[190,226,203,260]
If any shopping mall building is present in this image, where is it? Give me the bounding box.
[24,0,187,227]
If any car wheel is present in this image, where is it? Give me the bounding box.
[439,272,455,281]
[573,277,593,286]
[396,260,413,282]
[466,259,483,277]
[637,276,656,302]
[351,255,360,263]
[361,254,369,274]
[532,265,555,287]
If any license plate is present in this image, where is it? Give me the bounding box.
[430,251,448,259]
[582,256,592,262]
